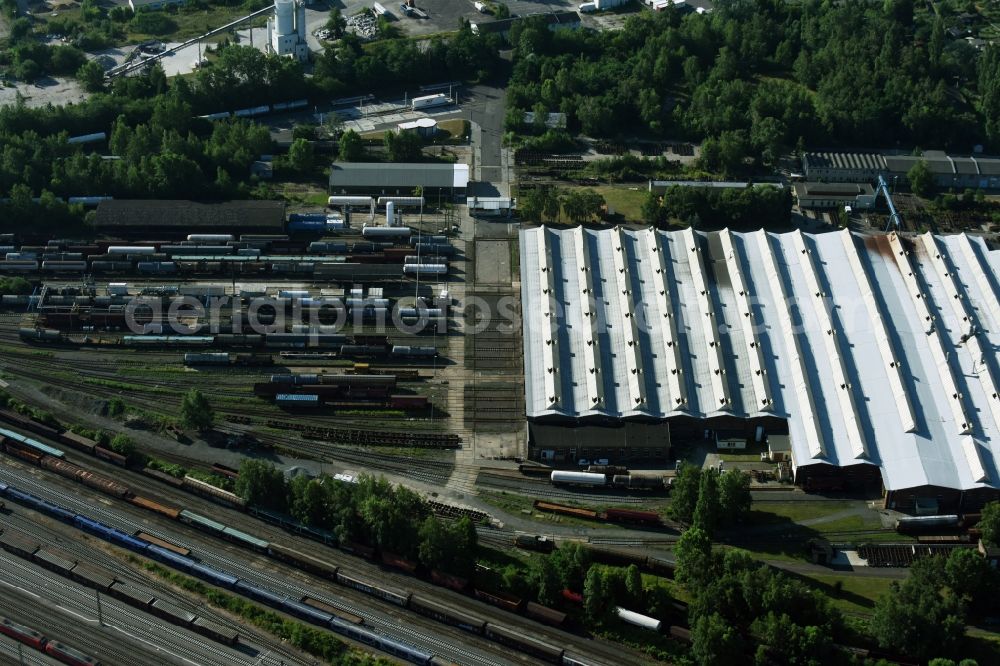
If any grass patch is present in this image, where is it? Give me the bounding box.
[83,377,174,394]
[137,559,386,665]
[127,8,269,44]
[436,118,470,142]
[591,185,649,222]
[723,500,894,562]
[800,574,895,616]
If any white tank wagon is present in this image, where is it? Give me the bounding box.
[615,608,662,631]
[107,246,156,255]
[362,226,411,238]
[187,234,235,243]
[402,264,447,276]
[377,197,424,207]
[328,196,374,207]
[550,471,607,487]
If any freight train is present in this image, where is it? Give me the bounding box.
[0,479,589,665]
[532,501,663,527]
[0,232,452,278]
[548,470,669,491]
[0,528,237,647]
[0,423,594,665]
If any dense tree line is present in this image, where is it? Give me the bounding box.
[643,185,792,230]
[0,21,501,230]
[517,186,606,224]
[506,1,999,157]
[234,462,479,576]
[312,23,501,97]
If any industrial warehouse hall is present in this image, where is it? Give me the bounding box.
[520,226,1000,510]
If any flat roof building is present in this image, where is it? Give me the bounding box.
[328,162,469,198]
[520,226,1000,512]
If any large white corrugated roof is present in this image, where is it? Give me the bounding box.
[520,227,1000,492]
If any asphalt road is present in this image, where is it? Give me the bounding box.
[464,83,506,190]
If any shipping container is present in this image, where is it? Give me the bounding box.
[411,93,449,110]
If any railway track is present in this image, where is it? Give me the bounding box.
[0,502,318,665]
[476,472,652,504]
[1,468,516,666]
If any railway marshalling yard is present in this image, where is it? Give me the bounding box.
[0,201,936,665]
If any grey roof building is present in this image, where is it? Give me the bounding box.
[521,226,1000,511]
[802,153,887,182]
[328,162,469,196]
[802,150,1000,190]
[793,182,875,209]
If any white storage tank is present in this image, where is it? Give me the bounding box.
[550,471,607,486]
[386,201,396,227]
[275,0,294,35]
[615,608,662,631]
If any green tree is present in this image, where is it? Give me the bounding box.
[675,526,714,588]
[385,130,423,162]
[179,389,213,432]
[583,566,613,622]
[287,138,315,174]
[870,557,966,660]
[417,516,450,570]
[718,469,751,524]
[669,463,702,524]
[9,17,32,43]
[0,277,32,295]
[691,612,745,666]
[945,548,998,616]
[908,159,935,197]
[529,557,563,606]
[979,501,1000,546]
[624,564,644,607]
[326,8,347,38]
[16,59,41,83]
[338,130,364,162]
[235,459,288,510]
[549,541,591,592]
[109,433,135,458]
[693,469,721,533]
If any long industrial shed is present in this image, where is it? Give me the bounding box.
[520,226,1000,512]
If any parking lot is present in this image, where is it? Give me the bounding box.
[329,0,579,38]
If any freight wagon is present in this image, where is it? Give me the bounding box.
[336,570,411,606]
[474,589,523,613]
[483,623,564,663]
[409,595,486,634]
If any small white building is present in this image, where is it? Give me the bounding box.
[397,118,438,138]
